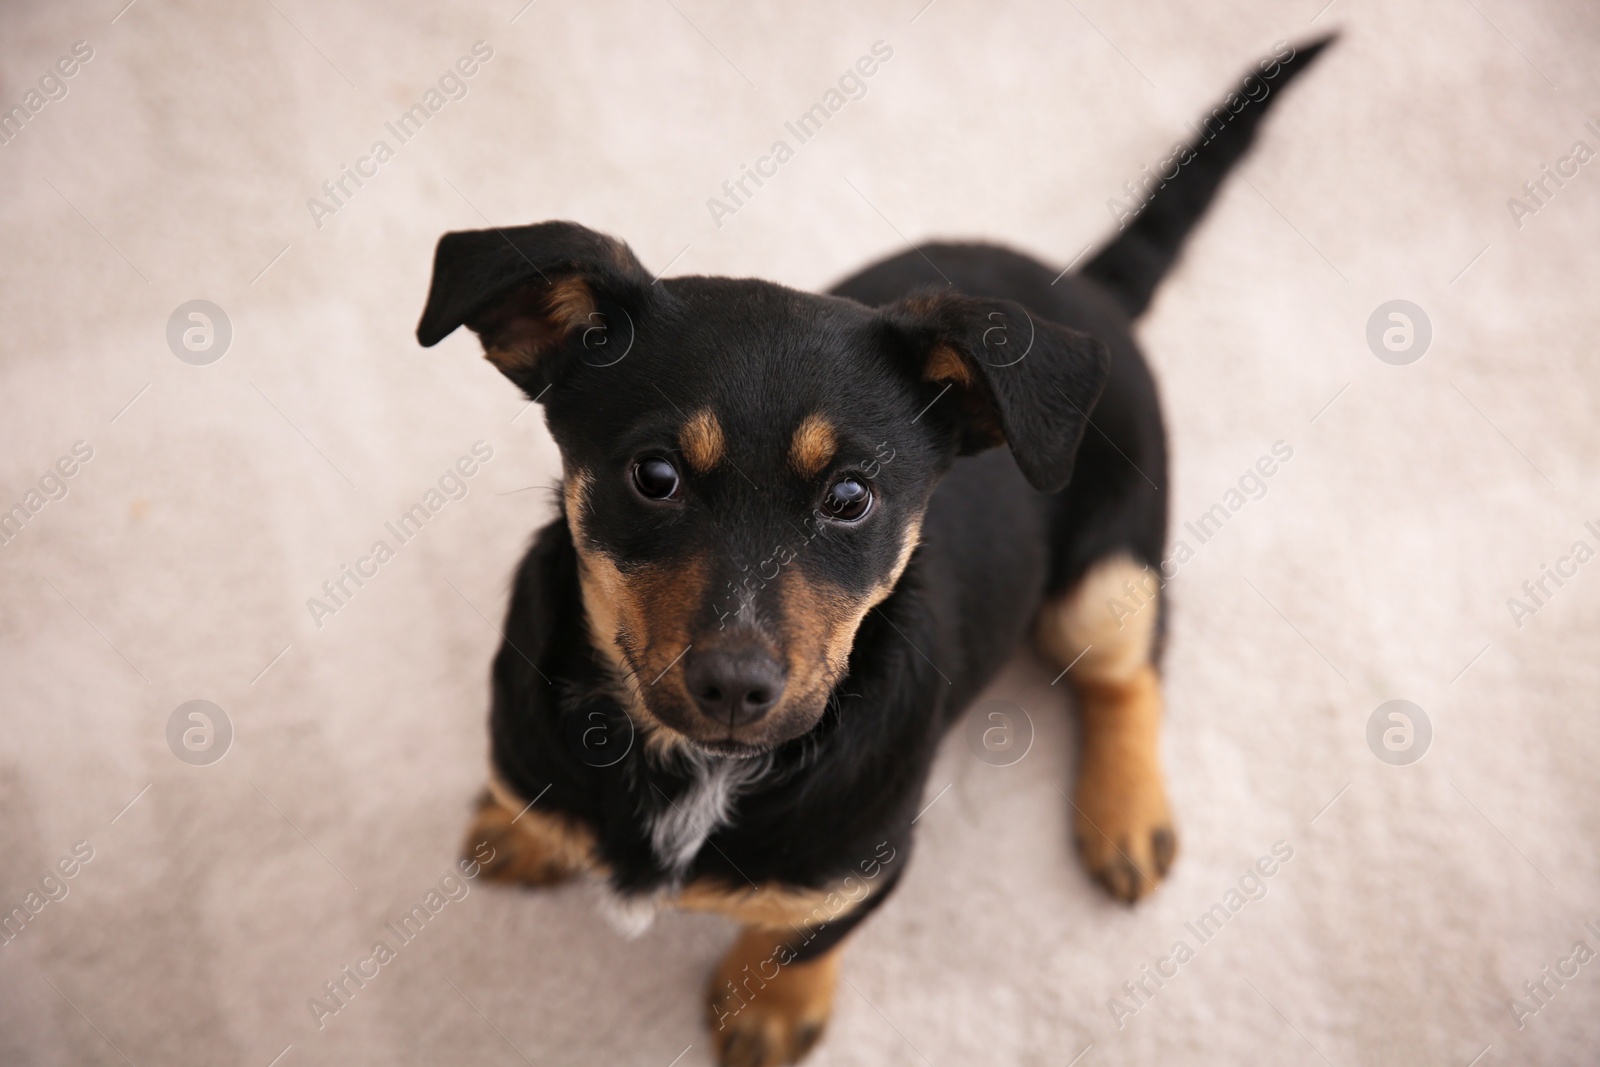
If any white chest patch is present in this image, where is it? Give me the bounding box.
[647,753,765,874]
[593,750,771,939]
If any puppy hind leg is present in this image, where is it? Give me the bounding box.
[1035,554,1176,903]
[461,787,596,888]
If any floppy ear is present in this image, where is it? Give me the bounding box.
[415,221,653,396]
[883,293,1112,492]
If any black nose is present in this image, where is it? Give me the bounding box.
[684,645,786,727]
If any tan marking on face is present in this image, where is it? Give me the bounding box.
[678,409,725,473]
[789,414,838,477]
[564,470,619,661]
[485,276,596,371]
[564,469,706,744]
[1033,553,1158,685]
[776,515,923,716]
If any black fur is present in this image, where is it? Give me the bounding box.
[1083,35,1333,317]
[416,37,1330,958]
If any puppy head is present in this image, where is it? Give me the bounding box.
[418,222,1109,754]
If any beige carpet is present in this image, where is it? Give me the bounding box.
[3,0,1598,1063]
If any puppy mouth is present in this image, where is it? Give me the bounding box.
[689,737,771,759]
[635,688,827,757]
[650,701,788,756]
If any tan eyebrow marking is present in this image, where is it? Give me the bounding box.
[679,409,725,473]
[789,414,838,478]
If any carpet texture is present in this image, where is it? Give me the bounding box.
[3,1,1598,1064]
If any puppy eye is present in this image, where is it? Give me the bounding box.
[631,456,682,501]
[822,476,872,522]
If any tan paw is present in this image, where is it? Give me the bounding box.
[1039,558,1176,902]
[462,790,594,888]
[1072,754,1176,904]
[1065,657,1177,904]
[708,929,839,1067]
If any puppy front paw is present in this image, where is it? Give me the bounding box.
[708,929,839,1067]
[1072,763,1176,904]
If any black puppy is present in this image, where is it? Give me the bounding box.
[417,38,1328,1067]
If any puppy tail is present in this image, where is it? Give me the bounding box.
[1081,34,1336,319]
